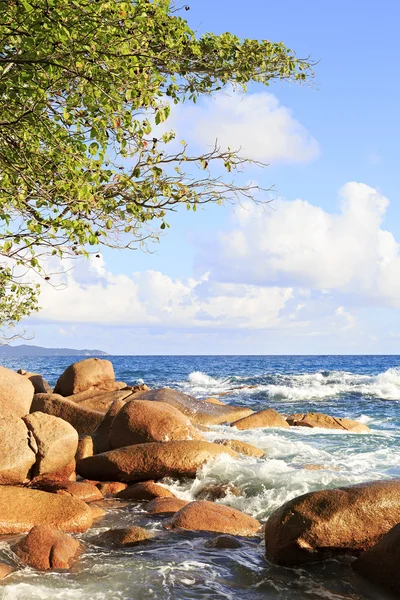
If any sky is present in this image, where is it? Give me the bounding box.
[21,0,400,354]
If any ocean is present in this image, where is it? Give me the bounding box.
[0,354,399,600]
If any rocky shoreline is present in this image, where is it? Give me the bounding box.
[0,358,397,597]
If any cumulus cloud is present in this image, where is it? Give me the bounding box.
[170,90,320,163]
[206,182,400,307]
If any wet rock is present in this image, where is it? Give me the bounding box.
[76,435,94,461]
[264,480,400,566]
[167,501,261,537]
[23,412,78,477]
[286,412,370,433]
[109,400,204,449]
[129,388,253,426]
[146,497,189,515]
[0,366,34,417]
[204,535,243,549]
[352,521,400,596]
[32,393,104,435]
[0,563,14,579]
[96,481,127,495]
[92,526,153,547]
[17,370,52,394]
[89,504,106,520]
[77,440,237,482]
[0,416,36,484]
[231,408,289,430]
[116,481,175,501]
[195,483,241,501]
[13,525,82,571]
[0,486,93,533]
[54,358,115,396]
[214,439,265,458]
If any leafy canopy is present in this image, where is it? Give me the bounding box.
[0,0,313,334]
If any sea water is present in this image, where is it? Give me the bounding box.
[0,355,398,600]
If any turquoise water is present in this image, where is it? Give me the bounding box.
[0,355,399,599]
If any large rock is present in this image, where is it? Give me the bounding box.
[264,480,400,566]
[0,415,36,484]
[0,486,93,533]
[352,522,400,597]
[31,393,104,435]
[145,497,189,515]
[23,412,78,476]
[30,460,76,486]
[36,481,103,503]
[109,400,204,449]
[130,388,253,426]
[0,366,34,417]
[92,398,125,453]
[167,501,261,536]
[117,481,175,501]
[214,439,265,458]
[72,390,132,412]
[12,525,82,571]
[17,370,52,394]
[54,358,115,396]
[286,412,370,433]
[77,440,237,482]
[231,408,289,430]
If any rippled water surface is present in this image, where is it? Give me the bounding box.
[0,355,399,599]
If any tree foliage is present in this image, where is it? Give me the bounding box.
[0,0,313,333]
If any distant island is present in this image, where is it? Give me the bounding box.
[0,344,108,357]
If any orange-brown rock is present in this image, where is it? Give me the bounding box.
[195,483,241,501]
[13,525,82,571]
[286,412,370,433]
[204,397,226,405]
[37,481,103,503]
[109,400,204,450]
[231,408,289,430]
[77,440,237,482]
[30,460,76,486]
[129,388,253,426]
[0,486,93,533]
[76,435,94,461]
[0,366,34,417]
[31,393,104,435]
[54,358,115,397]
[23,412,78,476]
[204,535,243,549]
[92,398,125,454]
[0,416,36,484]
[146,497,189,515]
[91,526,152,547]
[264,480,400,566]
[0,563,14,579]
[89,504,106,520]
[96,481,127,495]
[214,439,264,458]
[116,481,175,501]
[72,389,132,412]
[352,522,400,597]
[17,370,53,394]
[167,501,261,536]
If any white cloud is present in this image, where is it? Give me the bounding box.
[209,182,400,307]
[170,90,320,163]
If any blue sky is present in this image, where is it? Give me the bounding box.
[23,0,400,354]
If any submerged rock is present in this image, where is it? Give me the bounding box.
[32,393,104,435]
[117,481,175,501]
[128,388,253,426]
[166,501,261,537]
[195,483,241,501]
[0,486,93,533]
[77,440,237,482]
[0,366,34,418]
[0,563,14,579]
[145,497,189,515]
[264,480,400,565]
[54,358,115,396]
[13,525,82,571]
[231,408,289,430]
[286,412,370,432]
[109,400,204,449]
[214,439,265,458]
[352,521,400,597]
[92,526,153,548]
[204,535,243,549]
